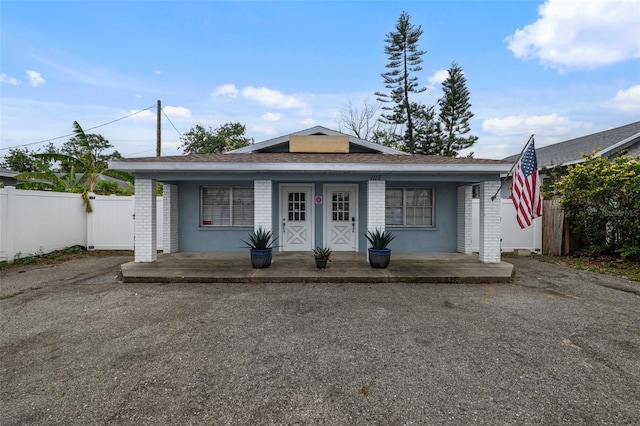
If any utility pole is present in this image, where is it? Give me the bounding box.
[156,99,161,157]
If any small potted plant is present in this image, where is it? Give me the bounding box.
[365,228,395,268]
[312,246,332,269]
[242,227,276,268]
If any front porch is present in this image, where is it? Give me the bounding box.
[120,251,514,284]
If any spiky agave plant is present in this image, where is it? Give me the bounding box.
[365,228,396,250]
[242,227,276,250]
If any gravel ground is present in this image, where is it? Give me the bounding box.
[1,255,638,425]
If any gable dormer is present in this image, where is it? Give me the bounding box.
[228,125,408,155]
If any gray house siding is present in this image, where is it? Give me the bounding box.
[174,176,468,253]
[387,182,459,252]
[178,180,254,252]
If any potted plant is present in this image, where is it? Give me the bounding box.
[312,246,332,269]
[365,228,395,268]
[242,227,276,269]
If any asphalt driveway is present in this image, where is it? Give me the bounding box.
[1,256,639,425]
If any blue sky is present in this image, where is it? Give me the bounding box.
[1,0,639,160]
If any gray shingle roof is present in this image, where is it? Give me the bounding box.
[114,152,509,165]
[503,121,640,167]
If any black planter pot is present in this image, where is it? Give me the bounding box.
[368,248,391,268]
[250,248,273,269]
[315,258,328,269]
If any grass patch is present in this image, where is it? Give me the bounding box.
[0,247,132,271]
[534,253,640,282]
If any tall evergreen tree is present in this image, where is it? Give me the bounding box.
[437,62,478,157]
[412,105,443,155]
[375,11,428,154]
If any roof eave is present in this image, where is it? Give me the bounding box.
[109,161,512,174]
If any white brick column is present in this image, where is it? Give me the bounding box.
[134,178,157,262]
[162,183,179,253]
[457,186,473,254]
[367,180,386,235]
[254,180,272,232]
[479,180,501,263]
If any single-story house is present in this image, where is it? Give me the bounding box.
[110,126,512,264]
[504,120,640,167]
[498,121,640,198]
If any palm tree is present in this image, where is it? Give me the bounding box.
[16,121,133,212]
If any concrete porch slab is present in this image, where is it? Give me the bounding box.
[120,252,514,284]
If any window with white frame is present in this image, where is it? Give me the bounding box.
[201,186,253,226]
[385,188,434,227]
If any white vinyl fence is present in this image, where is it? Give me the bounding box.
[0,187,541,262]
[0,187,162,262]
[472,198,542,253]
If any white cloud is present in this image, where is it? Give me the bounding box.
[1,73,21,85]
[163,106,192,118]
[26,70,46,87]
[211,84,239,98]
[301,118,316,126]
[428,69,449,86]
[505,0,640,70]
[482,113,584,140]
[248,124,278,136]
[242,86,306,109]
[603,85,640,113]
[125,105,191,121]
[126,109,155,120]
[262,112,281,122]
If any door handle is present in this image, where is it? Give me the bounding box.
[352,217,355,232]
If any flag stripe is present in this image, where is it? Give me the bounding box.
[511,138,542,229]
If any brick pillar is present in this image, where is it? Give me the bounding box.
[366,180,386,263]
[162,183,179,253]
[457,185,473,254]
[367,180,386,236]
[135,178,157,262]
[479,180,501,263]
[254,180,272,232]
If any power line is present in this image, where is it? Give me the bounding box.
[0,104,156,151]
[161,108,184,139]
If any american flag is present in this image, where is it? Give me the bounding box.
[511,138,542,229]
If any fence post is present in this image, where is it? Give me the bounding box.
[0,188,8,261]
[2,187,17,261]
[86,192,96,250]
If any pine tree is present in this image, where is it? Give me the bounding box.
[437,62,478,157]
[413,105,441,155]
[375,11,428,154]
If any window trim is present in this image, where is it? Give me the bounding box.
[200,185,254,227]
[385,187,435,228]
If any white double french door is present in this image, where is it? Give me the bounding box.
[280,185,314,252]
[324,184,358,251]
[280,184,358,252]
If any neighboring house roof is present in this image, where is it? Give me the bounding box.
[0,167,19,186]
[0,167,19,178]
[112,127,511,176]
[230,125,407,155]
[503,121,640,168]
